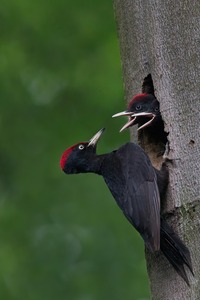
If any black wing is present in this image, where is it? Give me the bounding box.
[102,143,160,252]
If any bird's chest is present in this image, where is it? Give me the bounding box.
[101,159,126,208]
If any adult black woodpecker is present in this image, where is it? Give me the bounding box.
[60,128,193,285]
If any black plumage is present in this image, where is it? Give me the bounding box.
[60,128,193,285]
[112,92,168,156]
[100,142,160,252]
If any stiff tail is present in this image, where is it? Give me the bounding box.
[160,219,194,285]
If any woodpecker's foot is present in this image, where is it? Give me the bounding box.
[156,143,166,158]
[162,142,175,166]
[163,142,170,160]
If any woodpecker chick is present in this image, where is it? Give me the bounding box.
[112,93,160,132]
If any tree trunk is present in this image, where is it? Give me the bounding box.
[113,1,200,299]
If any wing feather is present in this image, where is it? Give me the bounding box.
[102,143,160,252]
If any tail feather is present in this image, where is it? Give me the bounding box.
[160,219,193,285]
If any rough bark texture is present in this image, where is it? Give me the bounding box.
[113,1,200,299]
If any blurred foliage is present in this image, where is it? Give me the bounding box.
[0,0,149,299]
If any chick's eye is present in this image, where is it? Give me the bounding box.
[135,104,142,111]
[78,144,85,150]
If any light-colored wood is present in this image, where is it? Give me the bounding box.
[113,0,200,298]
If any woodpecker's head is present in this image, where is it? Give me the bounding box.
[60,128,105,174]
[113,93,160,132]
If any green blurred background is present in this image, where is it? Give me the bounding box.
[0,1,149,299]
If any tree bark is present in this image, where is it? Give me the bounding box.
[113,1,200,299]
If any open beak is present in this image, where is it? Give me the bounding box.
[112,110,156,132]
[112,111,137,132]
[118,116,137,132]
[112,111,133,118]
[131,112,156,130]
[87,128,105,147]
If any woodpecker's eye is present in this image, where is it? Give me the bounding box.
[78,144,85,150]
[155,106,159,111]
[135,104,142,111]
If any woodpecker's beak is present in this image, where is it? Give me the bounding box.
[112,110,156,132]
[118,116,137,132]
[112,111,137,132]
[131,112,156,130]
[88,128,105,147]
[112,111,133,118]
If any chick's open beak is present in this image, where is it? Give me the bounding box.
[112,110,156,132]
[112,111,133,118]
[131,112,156,130]
[112,111,137,132]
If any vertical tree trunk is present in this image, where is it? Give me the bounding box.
[113,1,200,299]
